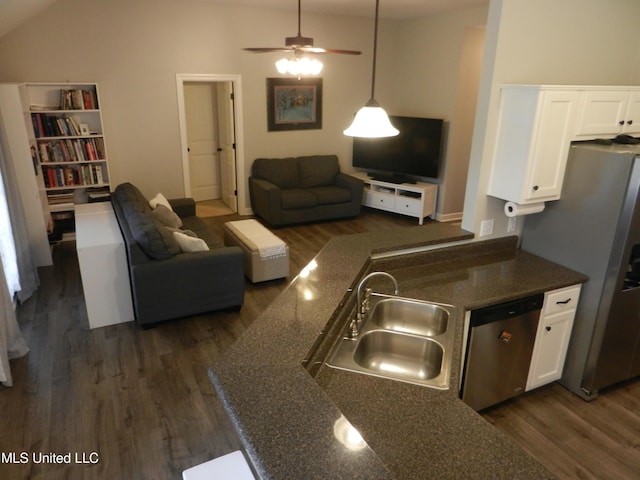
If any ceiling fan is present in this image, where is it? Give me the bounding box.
[243,0,362,57]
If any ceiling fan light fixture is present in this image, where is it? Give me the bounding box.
[276,55,323,76]
[243,0,360,77]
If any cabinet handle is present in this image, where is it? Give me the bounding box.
[628,120,634,125]
[546,326,552,332]
[556,298,572,305]
[620,120,625,126]
[532,185,539,191]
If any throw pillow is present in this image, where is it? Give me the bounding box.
[152,204,183,228]
[167,227,197,237]
[173,231,210,253]
[149,192,173,211]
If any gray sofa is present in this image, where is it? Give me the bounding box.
[111,183,244,328]
[248,154,364,227]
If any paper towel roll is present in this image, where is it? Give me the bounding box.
[504,201,545,217]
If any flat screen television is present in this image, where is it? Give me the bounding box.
[352,115,444,184]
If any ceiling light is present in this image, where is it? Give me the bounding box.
[244,0,360,78]
[344,0,399,138]
[276,54,323,77]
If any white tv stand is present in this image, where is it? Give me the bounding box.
[352,171,438,225]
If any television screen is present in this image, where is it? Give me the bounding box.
[352,116,444,183]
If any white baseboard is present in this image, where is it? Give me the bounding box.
[434,211,463,223]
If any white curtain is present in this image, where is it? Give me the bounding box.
[0,262,29,387]
[0,166,19,294]
[0,114,36,386]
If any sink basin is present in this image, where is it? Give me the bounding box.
[368,298,448,337]
[326,294,455,389]
[353,330,444,381]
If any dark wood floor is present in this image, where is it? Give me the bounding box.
[1,209,639,479]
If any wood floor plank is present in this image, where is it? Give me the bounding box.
[3,208,640,479]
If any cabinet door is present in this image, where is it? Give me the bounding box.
[575,90,628,136]
[524,91,579,202]
[622,91,640,135]
[526,310,574,391]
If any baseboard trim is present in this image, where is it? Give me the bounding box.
[434,211,463,223]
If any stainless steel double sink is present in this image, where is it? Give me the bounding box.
[326,293,456,390]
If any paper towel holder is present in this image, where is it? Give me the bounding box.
[504,201,546,218]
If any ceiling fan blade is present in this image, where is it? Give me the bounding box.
[298,47,362,55]
[243,0,361,57]
[243,47,295,53]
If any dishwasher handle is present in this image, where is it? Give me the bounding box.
[470,294,544,327]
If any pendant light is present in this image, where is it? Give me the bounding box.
[343,0,399,138]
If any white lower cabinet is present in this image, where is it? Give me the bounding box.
[526,284,581,391]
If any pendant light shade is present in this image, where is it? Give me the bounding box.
[343,99,399,137]
[344,0,398,138]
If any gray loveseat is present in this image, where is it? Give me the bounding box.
[111,183,244,328]
[248,154,364,227]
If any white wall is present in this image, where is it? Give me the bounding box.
[463,0,640,237]
[388,7,488,220]
[0,0,379,212]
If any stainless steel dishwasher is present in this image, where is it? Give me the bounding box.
[461,294,544,411]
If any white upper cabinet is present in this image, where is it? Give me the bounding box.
[575,88,640,137]
[487,85,580,204]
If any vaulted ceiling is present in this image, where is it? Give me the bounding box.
[0,0,489,38]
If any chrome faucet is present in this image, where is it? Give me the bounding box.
[348,271,399,338]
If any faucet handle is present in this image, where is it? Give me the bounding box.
[347,318,360,338]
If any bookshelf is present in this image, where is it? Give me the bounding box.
[24,83,111,236]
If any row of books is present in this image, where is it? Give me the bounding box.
[38,137,105,163]
[47,192,75,205]
[32,113,95,138]
[59,89,98,110]
[42,164,105,188]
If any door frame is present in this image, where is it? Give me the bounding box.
[176,73,247,214]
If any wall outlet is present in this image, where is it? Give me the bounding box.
[479,219,494,237]
[507,216,517,233]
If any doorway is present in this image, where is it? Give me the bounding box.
[176,74,247,216]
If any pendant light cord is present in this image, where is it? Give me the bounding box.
[369,0,380,102]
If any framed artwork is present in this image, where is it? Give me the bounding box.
[266,77,323,131]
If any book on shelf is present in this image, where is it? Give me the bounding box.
[32,113,98,138]
[59,88,98,110]
[47,192,75,203]
[37,138,105,163]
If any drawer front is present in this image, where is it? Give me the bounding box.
[366,191,396,210]
[544,285,581,316]
[396,197,421,215]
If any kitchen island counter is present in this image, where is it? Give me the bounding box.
[210,225,587,479]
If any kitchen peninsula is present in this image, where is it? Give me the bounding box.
[209,224,586,479]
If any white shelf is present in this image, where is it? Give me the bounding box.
[352,171,438,225]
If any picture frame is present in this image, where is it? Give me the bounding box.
[266,77,323,131]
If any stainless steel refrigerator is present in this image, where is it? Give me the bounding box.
[521,142,640,400]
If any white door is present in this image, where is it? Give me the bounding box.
[184,83,219,201]
[217,82,238,211]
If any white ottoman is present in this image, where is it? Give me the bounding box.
[223,219,289,283]
[182,450,255,480]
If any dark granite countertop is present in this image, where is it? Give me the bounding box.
[209,224,587,479]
